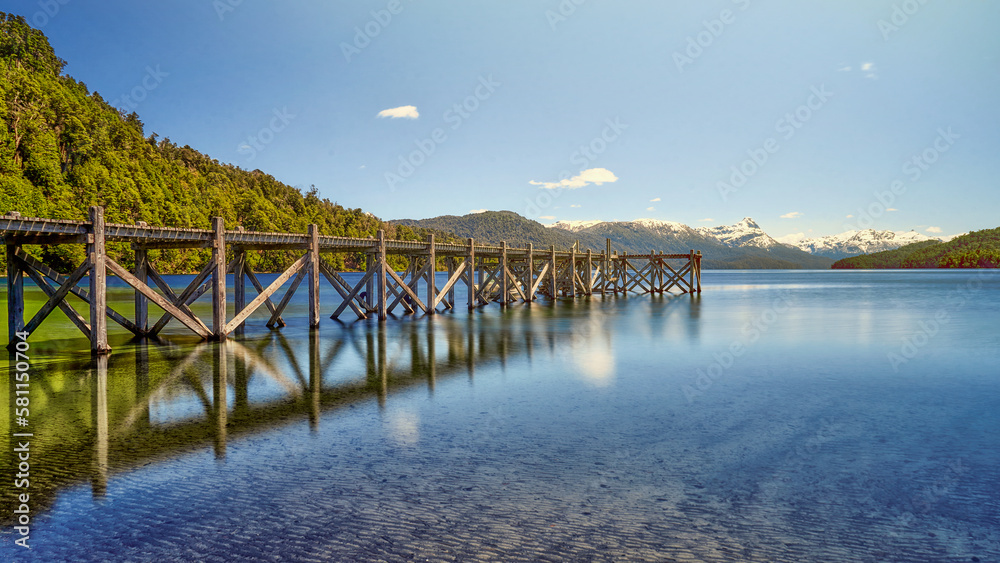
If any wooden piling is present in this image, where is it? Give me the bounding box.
[133,238,148,335]
[446,256,456,308]
[89,206,110,354]
[526,243,534,303]
[586,249,593,295]
[377,229,387,321]
[696,251,703,293]
[308,224,320,327]
[211,217,227,340]
[689,249,695,294]
[467,237,476,310]
[500,240,508,307]
[549,245,557,298]
[233,246,245,335]
[6,239,24,346]
[426,234,436,314]
[569,245,577,298]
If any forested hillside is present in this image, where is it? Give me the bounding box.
[831,228,1000,269]
[0,13,447,273]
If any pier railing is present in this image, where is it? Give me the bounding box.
[2,207,701,353]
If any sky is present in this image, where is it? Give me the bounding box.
[10,0,1000,240]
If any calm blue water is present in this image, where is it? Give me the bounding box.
[2,270,999,561]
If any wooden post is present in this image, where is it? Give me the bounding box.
[377,229,387,321]
[6,237,24,346]
[526,243,534,303]
[500,240,508,307]
[308,224,320,328]
[211,217,227,340]
[570,245,578,298]
[605,238,612,294]
[586,249,593,295]
[467,237,475,310]
[446,257,456,308]
[689,249,695,294]
[651,250,659,293]
[89,206,110,354]
[365,252,375,309]
[549,245,557,298]
[426,234,436,314]
[696,251,703,293]
[133,239,148,335]
[233,246,245,335]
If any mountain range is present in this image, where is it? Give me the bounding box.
[392,213,827,269]
[394,212,952,269]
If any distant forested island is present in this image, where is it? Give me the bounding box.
[831,227,1000,269]
[0,13,453,274]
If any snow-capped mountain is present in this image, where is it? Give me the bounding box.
[696,217,780,249]
[784,229,937,259]
[548,219,605,232]
[549,217,780,249]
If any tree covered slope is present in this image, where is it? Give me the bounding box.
[831,228,1000,269]
[0,13,446,273]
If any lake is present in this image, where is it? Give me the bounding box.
[2,270,999,561]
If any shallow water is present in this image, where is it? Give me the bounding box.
[2,270,999,561]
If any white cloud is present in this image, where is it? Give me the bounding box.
[469,209,487,214]
[530,167,618,190]
[650,197,661,202]
[359,165,366,169]
[926,226,942,233]
[861,61,878,79]
[376,105,419,119]
[646,207,655,211]
[846,214,854,218]
[698,218,714,222]
[780,211,803,219]
[570,204,581,208]
[776,232,806,244]
[539,215,555,220]
[887,207,898,212]
[837,65,852,72]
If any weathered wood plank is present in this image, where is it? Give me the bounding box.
[106,257,212,338]
[266,264,308,327]
[211,217,227,340]
[146,261,212,335]
[243,265,286,326]
[22,258,90,335]
[89,206,110,353]
[225,253,309,335]
[233,247,246,333]
[432,258,470,309]
[308,224,320,327]
[386,266,428,313]
[426,234,436,314]
[134,245,148,333]
[331,267,377,320]
[6,243,24,345]
[318,260,368,319]
[18,257,91,340]
[377,230,387,321]
[15,249,142,335]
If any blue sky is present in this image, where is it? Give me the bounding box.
[17,0,1000,239]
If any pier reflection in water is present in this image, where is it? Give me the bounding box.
[7,294,700,521]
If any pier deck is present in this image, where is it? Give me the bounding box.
[2,208,701,353]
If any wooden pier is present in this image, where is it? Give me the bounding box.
[2,207,702,353]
